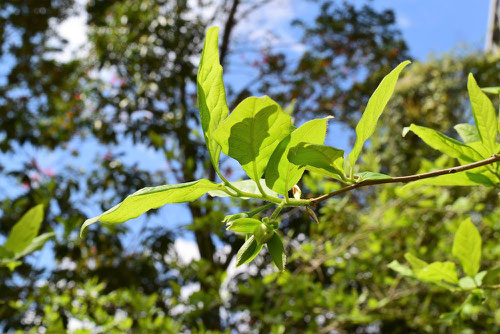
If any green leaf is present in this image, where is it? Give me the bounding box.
[213,96,292,182]
[474,271,487,286]
[4,204,44,254]
[404,253,428,272]
[253,223,274,245]
[454,123,480,143]
[236,235,263,267]
[81,180,223,235]
[388,260,413,277]
[0,246,14,259]
[226,218,262,233]
[467,141,493,159]
[14,232,55,260]
[287,142,345,182]
[402,124,483,163]
[482,86,500,94]
[267,232,286,271]
[452,218,482,277]
[355,171,391,182]
[468,74,497,154]
[347,61,410,171]
[416,261,459,285]
[208,179,278,198]
[404,169,496,187]
[265,117,330,194]
[458,276,476,290]
[197,27,230,171]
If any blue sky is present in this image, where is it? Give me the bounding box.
[2,0,496,270]
[374,0,491,59]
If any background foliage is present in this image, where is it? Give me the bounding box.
[0,0,498,332]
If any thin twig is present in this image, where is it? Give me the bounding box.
[311,154,500,204]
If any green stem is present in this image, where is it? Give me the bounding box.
[248,203,274,217]
[270,201,286,220]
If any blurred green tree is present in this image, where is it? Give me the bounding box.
[0,0,498,333]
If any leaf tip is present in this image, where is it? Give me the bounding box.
[402,126,411,137]
[80,216,100,238]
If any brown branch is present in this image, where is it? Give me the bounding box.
[310,154,500,204]
[219,0,240,66]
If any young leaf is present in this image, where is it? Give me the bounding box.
[474,271,487,286]
[287,142,345,182]
[355,171,391,182]
[403,124,483,163]
[253,223,274,245]
[482,86,500,94]
[454,123,480,143]
[213,96,292,182]
[4,204,44,254]
[458,276,476,290]
[267,232,286,271]
[388,260,414,277]
[416,261,459,285]
[208,179,278,198]
[265,117,330,194]
[226,218,262,233]
[467,74,497,154]
[81,180,223,235]
[347,61,410,172]
[236,235,263,267]
[14,232,55,260]
[452,218,482,277]
[197,27,229,172]
[404,253,428,272]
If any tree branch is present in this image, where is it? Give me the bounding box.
[219,0,240,67]
[310,154,500,204]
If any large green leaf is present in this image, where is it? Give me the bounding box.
[452,218,482,277]
[454,123,480,143]
[213,96,292,182]
[81,180,223,235]
[267,232,286,271]
[4,204,44,254]
[236,235,263,267]
[347,61,410,172]
[287,143,345,182]
[468,74,497,154]
[265,117,330,194]
[208,179,278,198]
[197,27,229,171]
[403,124,483,163]
[416,261,459,285]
